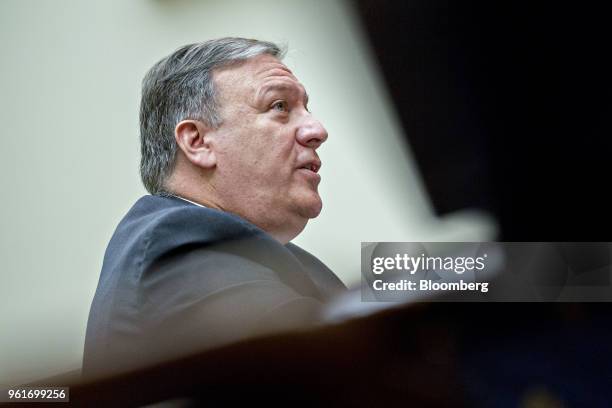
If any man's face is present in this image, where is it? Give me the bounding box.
[209,54,328,240]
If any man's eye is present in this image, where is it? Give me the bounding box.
[271,101,289,112]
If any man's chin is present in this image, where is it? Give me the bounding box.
[295,193,323,219]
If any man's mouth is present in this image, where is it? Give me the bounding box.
[298,160,321,173]
[297,159,322,185]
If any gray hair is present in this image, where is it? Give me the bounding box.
[139,37,285,194]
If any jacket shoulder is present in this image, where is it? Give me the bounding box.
[107,195,263,278]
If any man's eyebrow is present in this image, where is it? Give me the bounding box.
[256,82,309,105]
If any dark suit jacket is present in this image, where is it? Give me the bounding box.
[83,195,345,377]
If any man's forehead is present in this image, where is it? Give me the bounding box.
[213,55,302,96]
[252,56,296,80]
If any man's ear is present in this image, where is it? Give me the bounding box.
[174,120,216,169]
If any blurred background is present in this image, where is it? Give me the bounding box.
[354,0,612,242]
[1,0,610,396]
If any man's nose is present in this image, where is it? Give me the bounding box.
[296,116,328,149]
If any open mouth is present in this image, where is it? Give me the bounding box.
[299,163,320,173]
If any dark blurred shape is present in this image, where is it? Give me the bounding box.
[350,5,612,404]
[354,0,612,240]
[557,242,610,285]
[13,303,612,407]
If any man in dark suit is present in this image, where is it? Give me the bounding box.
[83,38,345,377]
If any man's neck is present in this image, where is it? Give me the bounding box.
[163,183,223,210]
[162,185,300,245]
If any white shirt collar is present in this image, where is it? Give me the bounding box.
[170,194,206,208]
